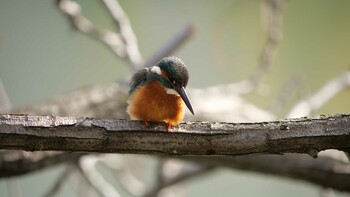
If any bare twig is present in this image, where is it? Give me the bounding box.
[155,158,166,187]
[57,0,142,70]
[247,0,286,87]
[144,161,214,197]
[268,74,303,115]
[0,114,349,156]
[10,83,128,118]
[77,155,122,197]
[144,25,195,67]
[204,0,286,96]
[288,71,350,118]
[42,164,75,197]
[101,0,144,69]
[98,154,147,196]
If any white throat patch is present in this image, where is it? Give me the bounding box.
[151,66,178,96]
[151,66,161,75]
[165,87,179,96]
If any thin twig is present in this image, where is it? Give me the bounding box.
[247,0,286,88]
[144,162,214,197]
[203,0,286,96]
[42,164,75,197]
[144,25,195,67]
[98,154,147,196]
[101,0,144,69]
[57,0,141,70]
[268,74,303,116]
[287,70,350,118]
[155,158,166,187]
[77,155,122,197]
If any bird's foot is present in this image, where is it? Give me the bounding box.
[144,120,150,126]
[143,121,172,132]
[166,123,172,132]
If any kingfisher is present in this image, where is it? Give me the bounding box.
[127,56,195,131]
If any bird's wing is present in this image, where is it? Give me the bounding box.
[129,68,149,95]
[129,67,175,95]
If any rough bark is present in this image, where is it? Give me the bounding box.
[0,114,349,156]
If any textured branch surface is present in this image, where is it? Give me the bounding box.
[0,114,349,156]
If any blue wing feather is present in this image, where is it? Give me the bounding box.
[129,68,149,95]
[129,68,173,95]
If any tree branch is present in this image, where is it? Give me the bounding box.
[144,161,214,197]
[101,0,144,68]
[190,154,350,192]
[0,150,84,178]
[288,70,350,118]
[9,83,128,118]
[42,164,75,197]
[77,155,122,197]
[247,0,286,88]
[144,24,194,67]
[57,0,143,70]
[0,114,349,156]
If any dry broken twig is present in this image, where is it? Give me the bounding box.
[101,0,143,68]
[57,0,143,70]
[77,155,122,197]
[288,70,350,118]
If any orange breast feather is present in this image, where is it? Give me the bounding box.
[127,80,185,126]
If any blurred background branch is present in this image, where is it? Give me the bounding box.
[287,71,350,118]
[58,0,143,70]
[247,0,286,89]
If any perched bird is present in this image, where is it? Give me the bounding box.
[127,56,195,130]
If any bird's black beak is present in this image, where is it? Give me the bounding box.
[175,86,195,115]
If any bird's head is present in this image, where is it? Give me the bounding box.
[150,56,195,115]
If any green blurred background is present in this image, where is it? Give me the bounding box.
[0,0,350,196]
